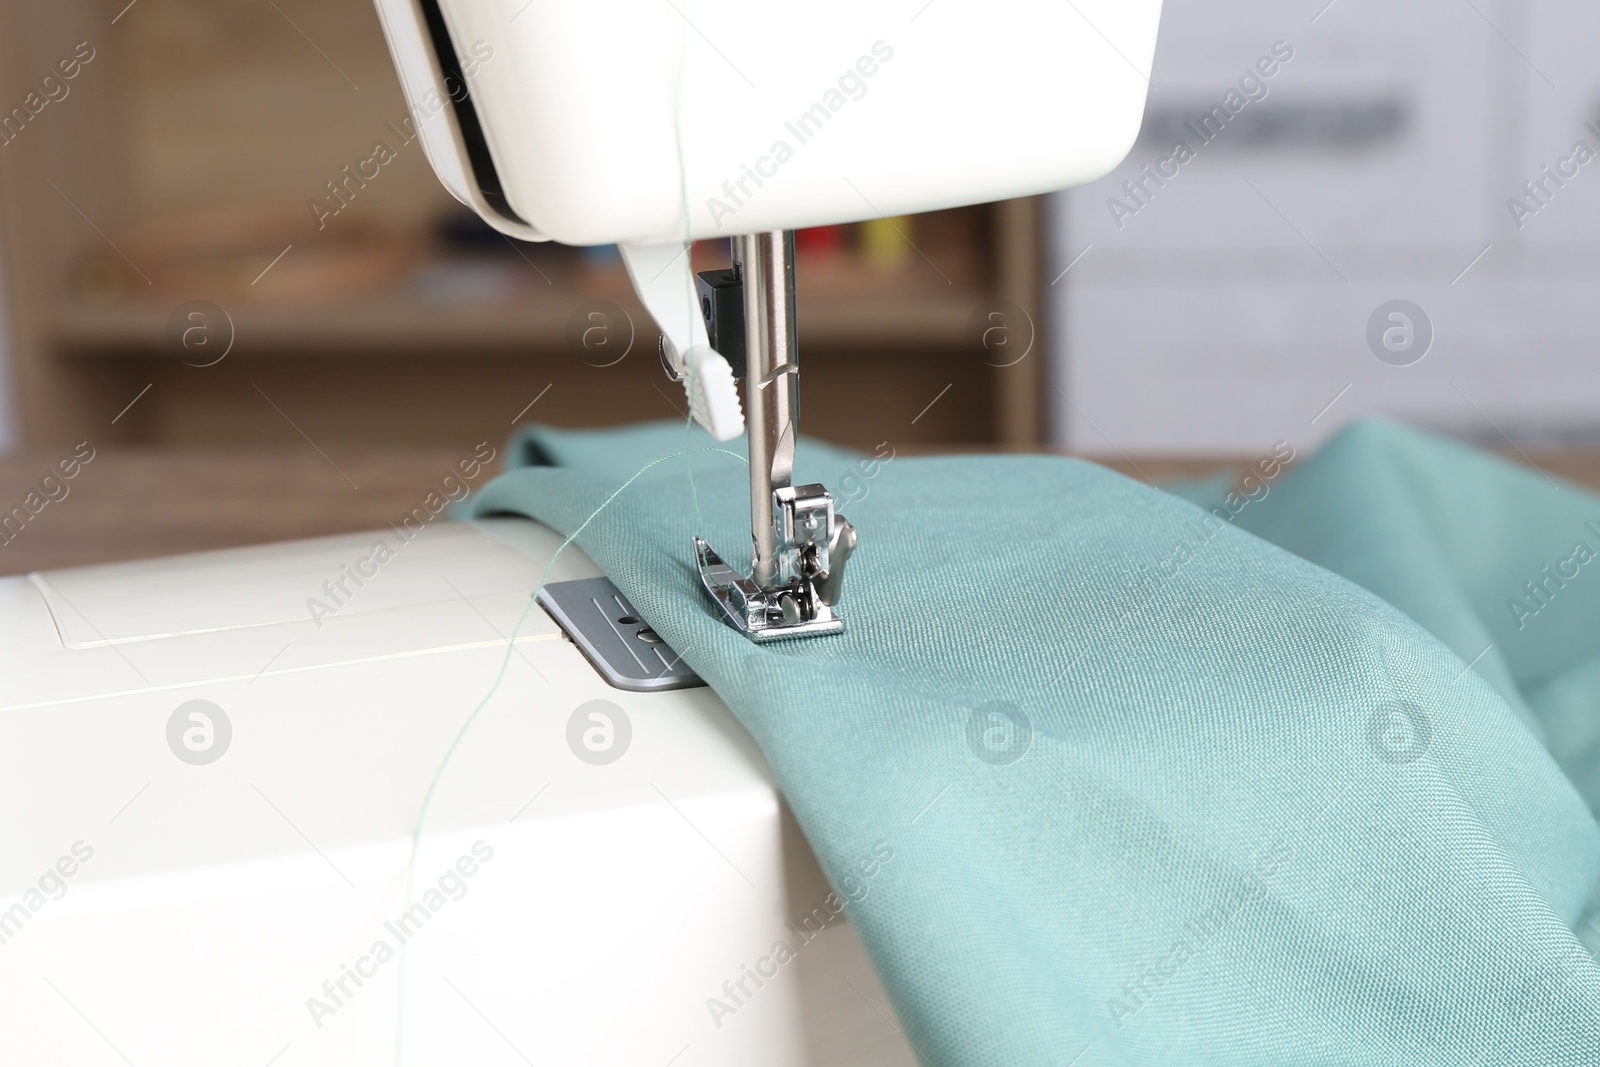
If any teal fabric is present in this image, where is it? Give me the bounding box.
[471,418,1600,1065]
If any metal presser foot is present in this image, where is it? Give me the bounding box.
[688,231,857,642]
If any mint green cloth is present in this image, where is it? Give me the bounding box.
[471,419,1600,1065]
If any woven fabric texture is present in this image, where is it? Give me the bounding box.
[470,418,1600,1065]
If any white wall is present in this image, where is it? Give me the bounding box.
[1051,0,1600,454]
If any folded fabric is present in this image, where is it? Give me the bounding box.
[470,418,1600,1065]
[1213,421,1600,820]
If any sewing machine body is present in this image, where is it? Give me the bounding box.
[0,518,910,1065]
[373,0,1164,245]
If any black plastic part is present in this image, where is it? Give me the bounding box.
[695,267,747,380]
[417,0,529,228]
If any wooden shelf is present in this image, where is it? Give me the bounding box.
[0,0,1047,449]
[51,288,979,356]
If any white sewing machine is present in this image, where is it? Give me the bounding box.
[0,3,1159,1063]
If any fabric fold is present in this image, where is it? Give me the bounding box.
[470,418,1600,1065]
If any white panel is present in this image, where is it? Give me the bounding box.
[1049,0,1600,454]
[0,519,912,1065]
[413,0,1165,244]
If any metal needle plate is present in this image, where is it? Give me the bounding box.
[538,577,704,692]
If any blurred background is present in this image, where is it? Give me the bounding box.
[1055,0,1600,454]
[0,0,1037,455]
[1,0,1597,571]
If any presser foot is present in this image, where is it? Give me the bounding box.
[693,525,854,643]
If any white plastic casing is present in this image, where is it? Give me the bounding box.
[371,0,1164,246]
[0,520,911,1065]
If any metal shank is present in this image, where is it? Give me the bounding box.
[694,230,854,641]
[734,231,799,591]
